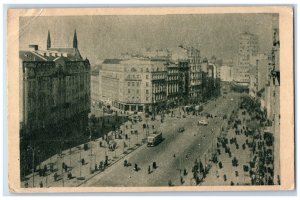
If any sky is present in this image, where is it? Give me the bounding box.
[19,14,276,65]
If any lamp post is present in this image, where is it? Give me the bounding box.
[27,145,39,188]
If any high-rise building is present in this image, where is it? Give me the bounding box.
[235,32,259,84]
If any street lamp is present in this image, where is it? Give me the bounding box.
[27,145,39,188]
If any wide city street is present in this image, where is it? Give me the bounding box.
[83,93,240,186]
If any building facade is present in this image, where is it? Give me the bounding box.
[249,54,270,98]
[264,14,280,185]
[169,46,202,104]
[19,30,91,139]
[166,62,180,104]
[216,65,233,82]
[235,32,259,84]
[99,58,167,113]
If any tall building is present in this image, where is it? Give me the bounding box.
[19,30,91,138]
[249,54,270,98]
[235,32,259,84]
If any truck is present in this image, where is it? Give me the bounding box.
[147,132,163,147]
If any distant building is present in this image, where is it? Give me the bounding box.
[249,54,270,97]
[216,65,233,82]
[19,30,91,138]
[234,32,259,84]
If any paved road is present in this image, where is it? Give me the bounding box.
[83,93,241,187]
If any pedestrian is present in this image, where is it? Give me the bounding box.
[81,158,85,165]
[39,181,43,188]
[148,165,151,174]
[95,164,98,171]
[134,163,138,171]
[152,162,156,169]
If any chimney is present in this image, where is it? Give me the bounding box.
[28,44,38,51]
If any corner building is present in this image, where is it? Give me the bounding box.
[99,58,167,113]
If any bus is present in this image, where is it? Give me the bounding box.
[147,132,163,147]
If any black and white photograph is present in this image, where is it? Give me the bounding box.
[6,7,294,192]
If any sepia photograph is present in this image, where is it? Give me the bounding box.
[6,7,294,192]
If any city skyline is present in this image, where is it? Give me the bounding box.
[19,14,276,65]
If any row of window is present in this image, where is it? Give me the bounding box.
[127,82,140,87]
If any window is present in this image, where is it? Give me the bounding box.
[146,75,149,79]
[146,90,149,94]
[128,89,130,94]
[146,82,149,87]
[132,82,135,86]
[128,82,130,86]
[146,97,149,101]
[136,82,139,86]
[137,89,139,94]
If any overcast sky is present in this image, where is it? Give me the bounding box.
[19,14,276,65]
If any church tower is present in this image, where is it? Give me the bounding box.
[73,29,78,49]
[47,30,51,50]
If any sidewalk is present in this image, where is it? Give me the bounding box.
[199,109,253,186]
[21,115,160,188]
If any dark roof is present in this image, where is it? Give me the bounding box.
[20,47,84,63]
[49,47,83,61]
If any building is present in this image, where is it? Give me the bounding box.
[264,14,280,185]
[19,30,91,139]
[216,65,233,82]
[200,58,220,101]
[248,54,270,98]
[166,62,180,104]
[235,32,259,84]
[99,58,167,113]
[169,46,202,104]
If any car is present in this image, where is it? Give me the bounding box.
[177,127,185,133]
[198,119,208,126]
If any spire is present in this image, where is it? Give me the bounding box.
[47,30,51,50]
[73,29,78,48]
